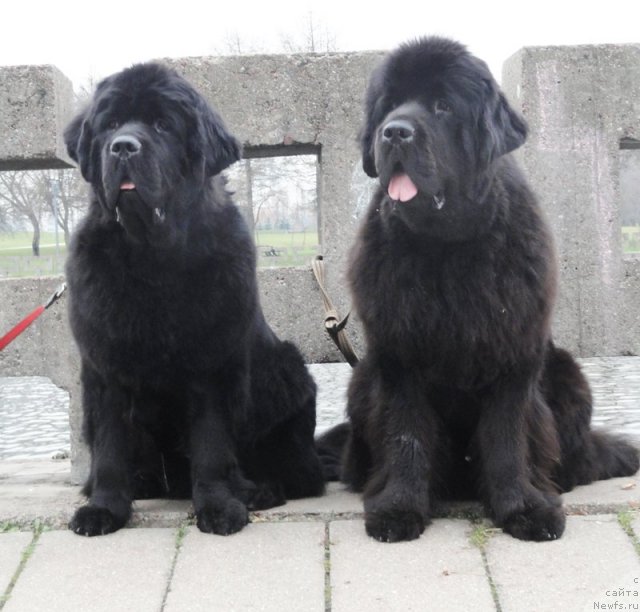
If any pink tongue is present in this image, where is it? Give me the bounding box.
[120,181,136,191]
[388,174,418,202]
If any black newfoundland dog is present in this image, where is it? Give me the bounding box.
[319,37,639,542]
[64,63,324,536]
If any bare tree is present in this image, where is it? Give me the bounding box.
[0,171,46,255]
[0,169,86,255]
[280,12,338,54]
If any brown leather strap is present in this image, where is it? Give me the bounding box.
[311,256,359,367]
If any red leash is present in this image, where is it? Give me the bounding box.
[0,283,66,351]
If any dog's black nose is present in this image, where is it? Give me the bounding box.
[110,134,142,159]
[382,119,415,145]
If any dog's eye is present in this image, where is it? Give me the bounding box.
[107,120,119,130]
[434,100,452,115]
[154,119,169,133]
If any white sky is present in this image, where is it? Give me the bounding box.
[1,0,638,89]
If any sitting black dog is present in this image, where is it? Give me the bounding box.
[64,63,325,536]
[318,37,639,543]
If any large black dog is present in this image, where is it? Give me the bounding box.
[64,63,324,536]
[319,37,639,543]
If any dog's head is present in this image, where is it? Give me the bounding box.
[64,62,241,243]
[360,37,527,239]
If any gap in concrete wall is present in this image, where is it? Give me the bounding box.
[227,149,320,268]
[619,139,640,256]
[0,168,83,279]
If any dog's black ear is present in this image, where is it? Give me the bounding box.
[196,99,242,177]
[479,78,528,164]
[359,65,388,178]
[64,109,94,182]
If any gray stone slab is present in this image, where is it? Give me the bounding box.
[0,460,79,529]
[563,474,640,513]
[165,522,326,612]
[254,481,362,519]
[0,531,32,595]
[0,65,74,170]
[330,519,494,612]
[3,528,175,612]
[487,515,640,612]
[502,44,640,356]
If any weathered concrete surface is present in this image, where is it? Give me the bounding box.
[3,529,176,612]
[166,523,326,612]
[0,532,31,594]
[2,500,639,612]
[331,519,494,612]
[487,515,640,612]
[0,65,74,170]
[1,458,638,530]
[502,44,640,357]
[166,52,381,356]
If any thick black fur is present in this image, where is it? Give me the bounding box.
[317,37,639,543]
[64,63,324,536]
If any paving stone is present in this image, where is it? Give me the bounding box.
[330,519,494,612]
[487,515,640,612]
[0,531,32,595]
[3,528,176,612]
[254,481,362,518]
[165,522,326,612]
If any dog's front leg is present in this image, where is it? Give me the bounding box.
[69,365,133,536]
[362,366,436,543]
[188,375,250,535]
[477,375,565,541]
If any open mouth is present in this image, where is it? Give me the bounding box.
[115,181,166,224]
[386,165,445,210]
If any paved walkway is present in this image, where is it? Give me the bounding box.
[1,462,639,611]
[1,359,640,611]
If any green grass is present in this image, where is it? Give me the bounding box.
[0,229,319,277]
[623,225,640,253]
[253,229,319,268]
[0,521,44,610]
[618,510,640,557]
[0,231,65,252]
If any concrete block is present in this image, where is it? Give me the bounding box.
[3,528,176,612]
[0,65,74,170]
[330,519,494,612]
[0,532,32,594]
[165,522,326,612]
[486,515,640,612]
[502,44,640,356]
[167,52,383,317]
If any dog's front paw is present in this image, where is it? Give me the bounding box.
[196,499,249,535]
[365,508,426,542]
[69,505,128,536]
[500,502,566,541]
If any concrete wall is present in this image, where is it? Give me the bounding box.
[1,45,639,481]
[502,44,640,356]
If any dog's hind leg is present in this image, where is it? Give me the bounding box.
[543,345,639,491]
